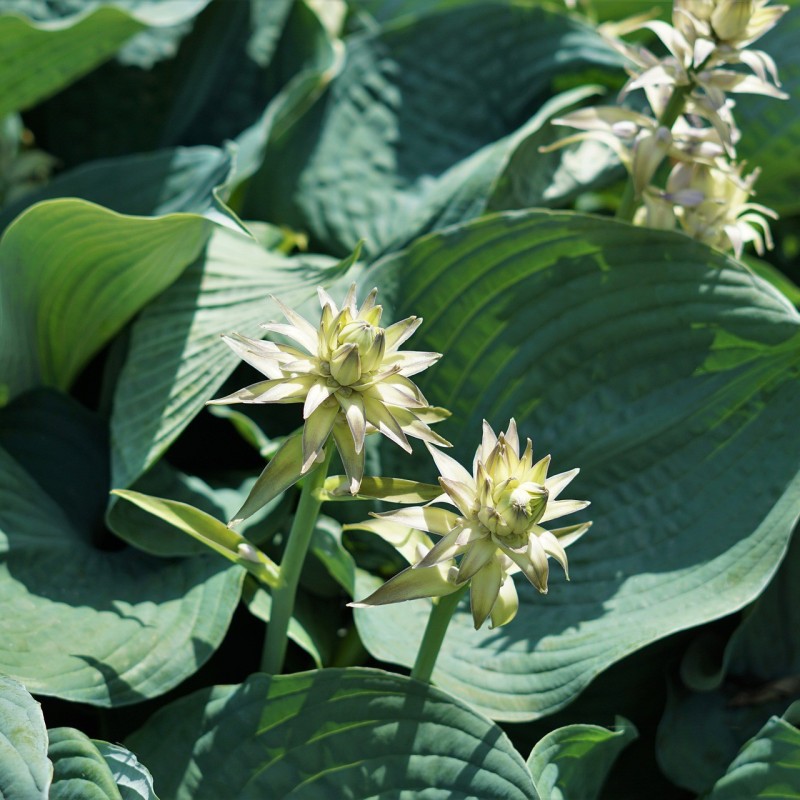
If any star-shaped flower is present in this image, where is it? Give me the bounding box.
[209,284,449,505]
[352,420,591,629]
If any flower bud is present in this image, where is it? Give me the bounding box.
[330,343,361,386]
[632,127,672,196]
[495,481,549,535]
[711,0,754,41]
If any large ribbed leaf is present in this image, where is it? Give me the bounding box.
[0,198,211,402]
[0,676,50,800]
[352,210,800,721]
[0,391,243,706]
[109,226,348,491]
[243,1,622,257]
[706,716,800,799]
[0,146,234,234]
[126,669,539,799]
[736,5,800,215]
[0,1,210,117]
[48,728,159,800]
[657,530,800,793]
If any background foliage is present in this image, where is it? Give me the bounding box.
[1,0,798,797]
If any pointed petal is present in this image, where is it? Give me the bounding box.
[272,295,320,347]
[390,408,451,448]
[457,538,497,583]
[439,478,476,517]
[303,380,337,419]
[417,524,486,568]
[350,563,460,607]
[489,573,519,629]
[229,431,304,525]
[548,521,592,548]
[503,418,519,457]
[529,454,551,484]
[207,375,314,405]
[470,559,503,630]
[425,442,473,486]
[538,530,571,578]
[302,402,338,471]
[341,283,357,314]
[373,506,459,536]
[332,420,364,494]
[503,535,549,593]
[220,333,286,379]
[545,467,580,500]
[382,350,442,377]
[363,380,426,409]
[317,286,338,315]
[358,287,378,316]
[540,498,590,523]
[479,419,498,463]
[362,394,411,452]
[384,316,422,351]
[262,322,318,355]
[336,391,366,454]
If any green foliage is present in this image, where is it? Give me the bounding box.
[126,669,540,799]
[527,717,638,800]
[0,675,50,799]
[1,0,799,795]
[355,211,800,720]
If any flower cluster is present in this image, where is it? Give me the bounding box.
[209,284,449,500]
[547,0,788,256]
[351,420,591,629]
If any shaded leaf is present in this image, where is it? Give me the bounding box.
[0,146,234,233]
[0,675,50,800]
[127,669,539,799]
[735,5,800,215]
[48,727,121,800]
[0,1,209,117]
[705,716,800,799]
[0,390,243,706]
[354,210,800,720]
[528,717,637,800]
[244,1,622,256]
[109,225,349,491]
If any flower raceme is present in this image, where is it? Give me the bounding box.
[208,285,449,512]
[352,420,591,630]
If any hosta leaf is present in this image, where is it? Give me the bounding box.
[657,531,800,793]
[0,390,243,705]
[353,210,800,721]
[126,669,539,799]
[0,146,234,234]
[0,1,210,118]
[92,742,159,800]
[243,1,622,257]
[109,226,349,491]
[528,717,637,800]
[48,728,122,800]
[735,5,800,215]
[0,198,211,403]
[705,716,800,799]
[0,675,50,800]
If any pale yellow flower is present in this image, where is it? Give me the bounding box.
[353,420,591,629]
[209,285,449,497]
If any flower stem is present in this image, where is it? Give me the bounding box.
[616,81,694,222]
[410,584,469,684]
[261,445,334,674]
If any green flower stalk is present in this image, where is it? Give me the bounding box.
[352,420,591,631]
[209,284,449,524]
